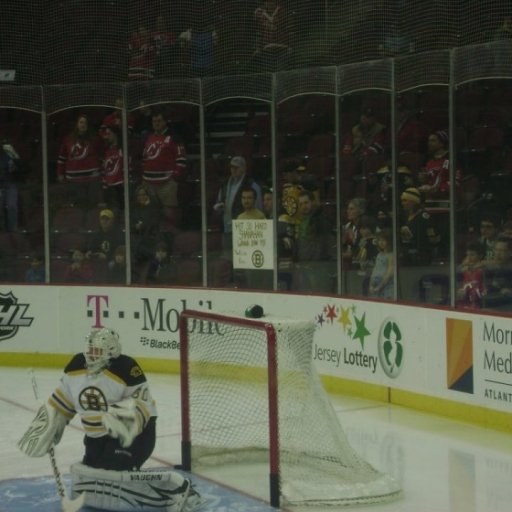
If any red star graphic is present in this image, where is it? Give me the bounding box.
[325,304,337,323]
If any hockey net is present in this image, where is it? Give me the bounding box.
[179,309,401,507]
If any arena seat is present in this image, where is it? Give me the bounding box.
[51,206,85,233]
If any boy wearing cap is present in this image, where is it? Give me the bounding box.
[399,187,440,266]
[86,209,125,266]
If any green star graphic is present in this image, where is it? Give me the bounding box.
[352,312,371,349]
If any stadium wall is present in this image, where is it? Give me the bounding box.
[0,284,511,433]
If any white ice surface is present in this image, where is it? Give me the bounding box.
[1,367,512,512]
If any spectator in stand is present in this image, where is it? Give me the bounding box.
[253,0,290,71]
[377,164,415,217]
[0,140,22,231]
[102,124,129,211]
[128,25,156,80]
[369,228,394,299]
[146,241,175,285]
[399,187,440,266]
[130,184,161,264]
[107,245,127,284]
[279,183,301,222]
[418,130,460,200]
[262,187,274,219]
[456,241,486,309]
[342,107,387,175]
[142,110,187,208]
[479,213,501,261]
[396,104,429,155]
[341,197,366,270]
[376,207,392,231]
[281,162,320,200]
[484,236,512,309]
[276,174,307,287]
[213,156,262,256]
[152,15,177,78]
[292,190,335,293]
[24,254,45,283]
[179,18,218,76]
[57,114,103,208]
[64,248,94,283]
[237,187,266,220]
[277,161,320,252]
[86,209,124,266]
[353,214,379,295]
[100,98,135,138]
[235,187,270,289]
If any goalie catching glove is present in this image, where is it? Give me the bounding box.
[18,403,67,457]
[102,398,143,448]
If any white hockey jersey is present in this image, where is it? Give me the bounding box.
[48,354,157,438]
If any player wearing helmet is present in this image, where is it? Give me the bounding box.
[18,327,204,511]
[19,327,156,469]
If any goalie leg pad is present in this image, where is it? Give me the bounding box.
[70,462,199,512]
[17,404,67,457]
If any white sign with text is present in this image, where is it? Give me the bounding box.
[232,219,274,269]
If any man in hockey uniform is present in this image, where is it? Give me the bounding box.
[18,327,202,511]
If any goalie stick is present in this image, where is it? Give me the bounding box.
[29,369,85,512]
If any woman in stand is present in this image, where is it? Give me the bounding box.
[56,114,103,209]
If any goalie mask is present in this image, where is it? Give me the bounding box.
[85,328,122,373]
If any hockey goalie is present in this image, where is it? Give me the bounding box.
[18,327,204,512]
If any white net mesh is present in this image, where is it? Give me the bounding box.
[2,2,512,298]
[2,1,511,85]
[182,311,401,506]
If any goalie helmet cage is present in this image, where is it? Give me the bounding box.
[179,309,401,508]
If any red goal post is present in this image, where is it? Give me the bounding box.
[179,309,401,508]
[180,309,281,507]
